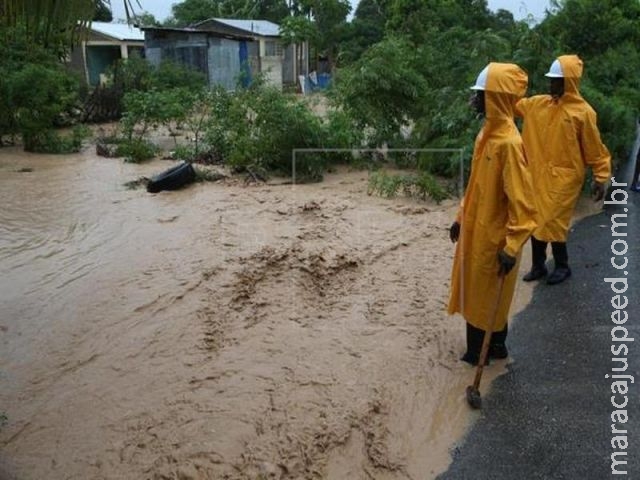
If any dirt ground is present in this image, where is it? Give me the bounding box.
[0,140,600,479]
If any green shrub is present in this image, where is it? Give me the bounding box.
[201,87,234,163]
[7,63,79,151]
[151,60,207,91]
[27,125,91,153]
[368,170,449,203]
[256,91,326,180]
[208,85,328,181]
[0,26,73,141]
[368,170,404,197]
[321,109,364,163]
[173,144,197,162]
[117,138,159,163]
[180,88,222,157]
[330,37,429,147]
[108,56,153,92]
[108,58,207,93]
[414,171,449,203]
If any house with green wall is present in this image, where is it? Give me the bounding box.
[69,22,145,87]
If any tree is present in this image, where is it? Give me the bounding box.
[169,0,289,26]
[545,0,640,57]
[296,0,350,72]
[134,11,159,26]
[387,0,494,45]
[541,0,640,162]
[280,15,316,75]
[170,0,227,25]
[0,1,140,47]
[93,0,113,21]
[331,36,428,146]
[338,0,387,65]
[0,27,80,148]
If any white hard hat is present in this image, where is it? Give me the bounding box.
[470,65,489,90]
[544,59,564,78]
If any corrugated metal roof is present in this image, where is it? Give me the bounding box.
[138,25,254,41]
[209,18,281,36]
[90,22,145,41]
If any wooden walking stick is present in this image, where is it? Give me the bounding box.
[465,275,506,409]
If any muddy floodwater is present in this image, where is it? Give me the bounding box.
[0,145,516,479]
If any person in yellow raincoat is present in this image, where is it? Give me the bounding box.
[516,55,611,284]
[448,63,537,366]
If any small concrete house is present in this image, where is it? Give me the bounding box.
[193,18,308,89]
[142,18,307,91]
[69,22,145,86]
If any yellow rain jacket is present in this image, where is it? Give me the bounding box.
[516,55,611,242]
[448,63,537,332]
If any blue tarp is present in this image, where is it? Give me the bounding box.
[317,73,331,88]
[300,72,331,94]
[239,40,252,88]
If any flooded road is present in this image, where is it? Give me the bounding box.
[1,148,227,478]
[1,149,203,384]
[0,146,506,479]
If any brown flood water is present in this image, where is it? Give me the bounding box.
[0,145,517,479]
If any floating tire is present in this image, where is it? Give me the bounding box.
[146,162,196,193]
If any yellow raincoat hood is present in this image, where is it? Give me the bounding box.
[483,62,528,121]
[557,54,583,98]
[448,63,537,332]
[484,62,528,96]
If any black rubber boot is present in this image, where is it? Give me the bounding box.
[523,237,548,281]
[547,242,571,285]
[489,324,508,359]
[461,322,490,366]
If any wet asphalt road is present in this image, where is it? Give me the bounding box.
[439,168,640,476]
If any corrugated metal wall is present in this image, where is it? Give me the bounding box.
[145,31,209,78]
[208,37,240,91]
[144,31,285,91]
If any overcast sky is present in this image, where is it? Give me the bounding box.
[112,0,550,23]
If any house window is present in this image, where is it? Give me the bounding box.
[264,40,283,57]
